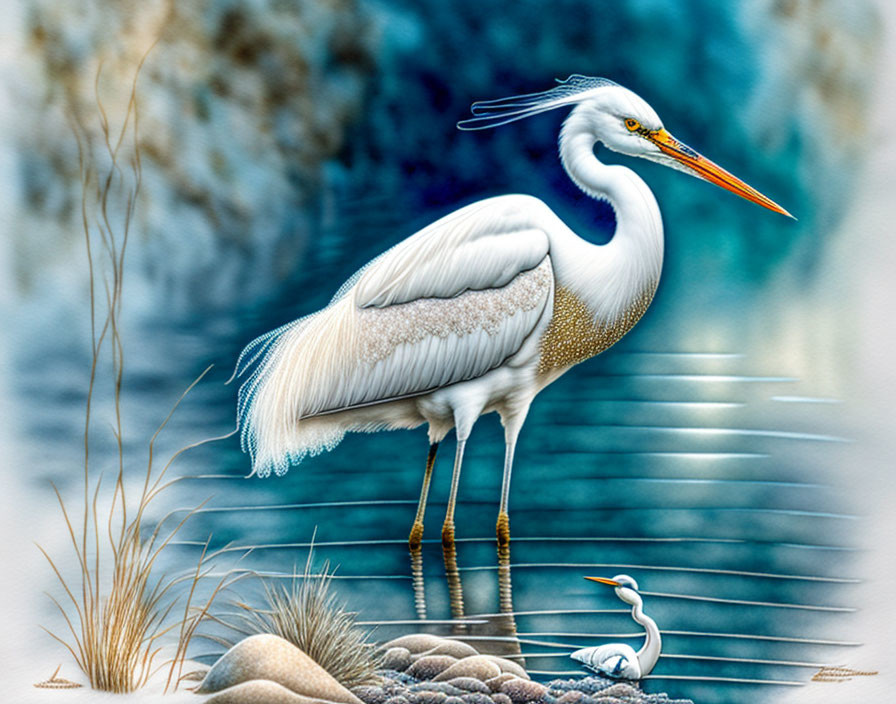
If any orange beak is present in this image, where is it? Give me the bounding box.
[585,576,621,587]
[648,129,794,218]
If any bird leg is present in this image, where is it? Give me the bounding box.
[442,437,467,619]
[497,420,520,615]
[409,443,438,619]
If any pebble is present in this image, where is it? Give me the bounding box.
[197,635,362,704]
[483,657,529,680]
[407,656,459,680]
[411,682,466,696]
[597,684,640,699]
[491,693,513,704]
[354,686,389,704]
[445,677,491,694]
[383,648,413,672]
[434,656,501,683]
[386,697,410,704]
[461,693,493,704]
[444,697,465,704]
[484,674,517,692]
[410,691,447,704]
[418,641,480,661]
[500,678,547,704]
[557,692,584,704]
[383,635,446,655]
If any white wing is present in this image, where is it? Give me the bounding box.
[355,196,551,307]
[238,195,555,476]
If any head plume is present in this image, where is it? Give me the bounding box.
[457,75,618,131]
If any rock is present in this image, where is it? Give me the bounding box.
[483,656,529,680]
[499,679,547,704]
[434,656,502,682]
[197,634,363,704]
[484,674,518,692]
[411,682,466,696]
[418,641,480,660]
[204,679,335,704]
[407,655,459,680]
[354,685,389,704]
[386,697,410,704]
[461,694,494,704]
[410,691,448,704]
[445,677,491,694]
[444,697,465,704]
[383,635,447,655]
[491,694,513,704]
[383,647,414,672]
[599,684,639,697]
[556,692,584,704]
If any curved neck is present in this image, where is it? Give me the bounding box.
[630,597,662,675]
[556,106,664,322]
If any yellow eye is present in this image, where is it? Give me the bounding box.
[624,118,641,132]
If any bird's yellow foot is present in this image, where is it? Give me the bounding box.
[409,521,424,552]
[496,511,511,548]
[442,522,456,550]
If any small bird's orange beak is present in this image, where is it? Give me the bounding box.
[585,576,621,587]
[647,129,794,219]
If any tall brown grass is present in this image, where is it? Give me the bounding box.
[37,50,234,694]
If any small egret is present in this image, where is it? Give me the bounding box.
[571,575,661,680]
[234,76,790,615]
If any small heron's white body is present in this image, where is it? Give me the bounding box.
[572,642,643,680]
[571,575,662,680]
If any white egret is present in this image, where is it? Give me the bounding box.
[571,575,661,680]
[234,75,790,614]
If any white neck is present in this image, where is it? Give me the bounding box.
[630,597,662,675]
[555,106,664,323]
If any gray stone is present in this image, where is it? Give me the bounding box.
[383,647,413,672]
[483,656,529,680]
[354,685,389,704]
[411,682,466,696]
[406,655,459,680]
[197,634,363,704]
[499,678,547,704]
[383,634,447,655]
[462,693,494,704]
[411,691,448,704]
[418,641,480,660]
[484,674,517,692]
[446,677,491,694]
[434,656,502,683]
[556,692,584,704]
[444,697,465,704]
[597,684,640,699]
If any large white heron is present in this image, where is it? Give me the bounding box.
[571,574,661,680]
[234,75,789,611]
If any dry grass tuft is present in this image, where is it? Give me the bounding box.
[38,45,235,694]
[222,549,384,689]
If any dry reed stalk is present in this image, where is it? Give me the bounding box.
[38,44,236,694]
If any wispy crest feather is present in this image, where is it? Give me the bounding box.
[457,75,617,131]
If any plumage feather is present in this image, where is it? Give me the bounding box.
[236,196,555,477]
